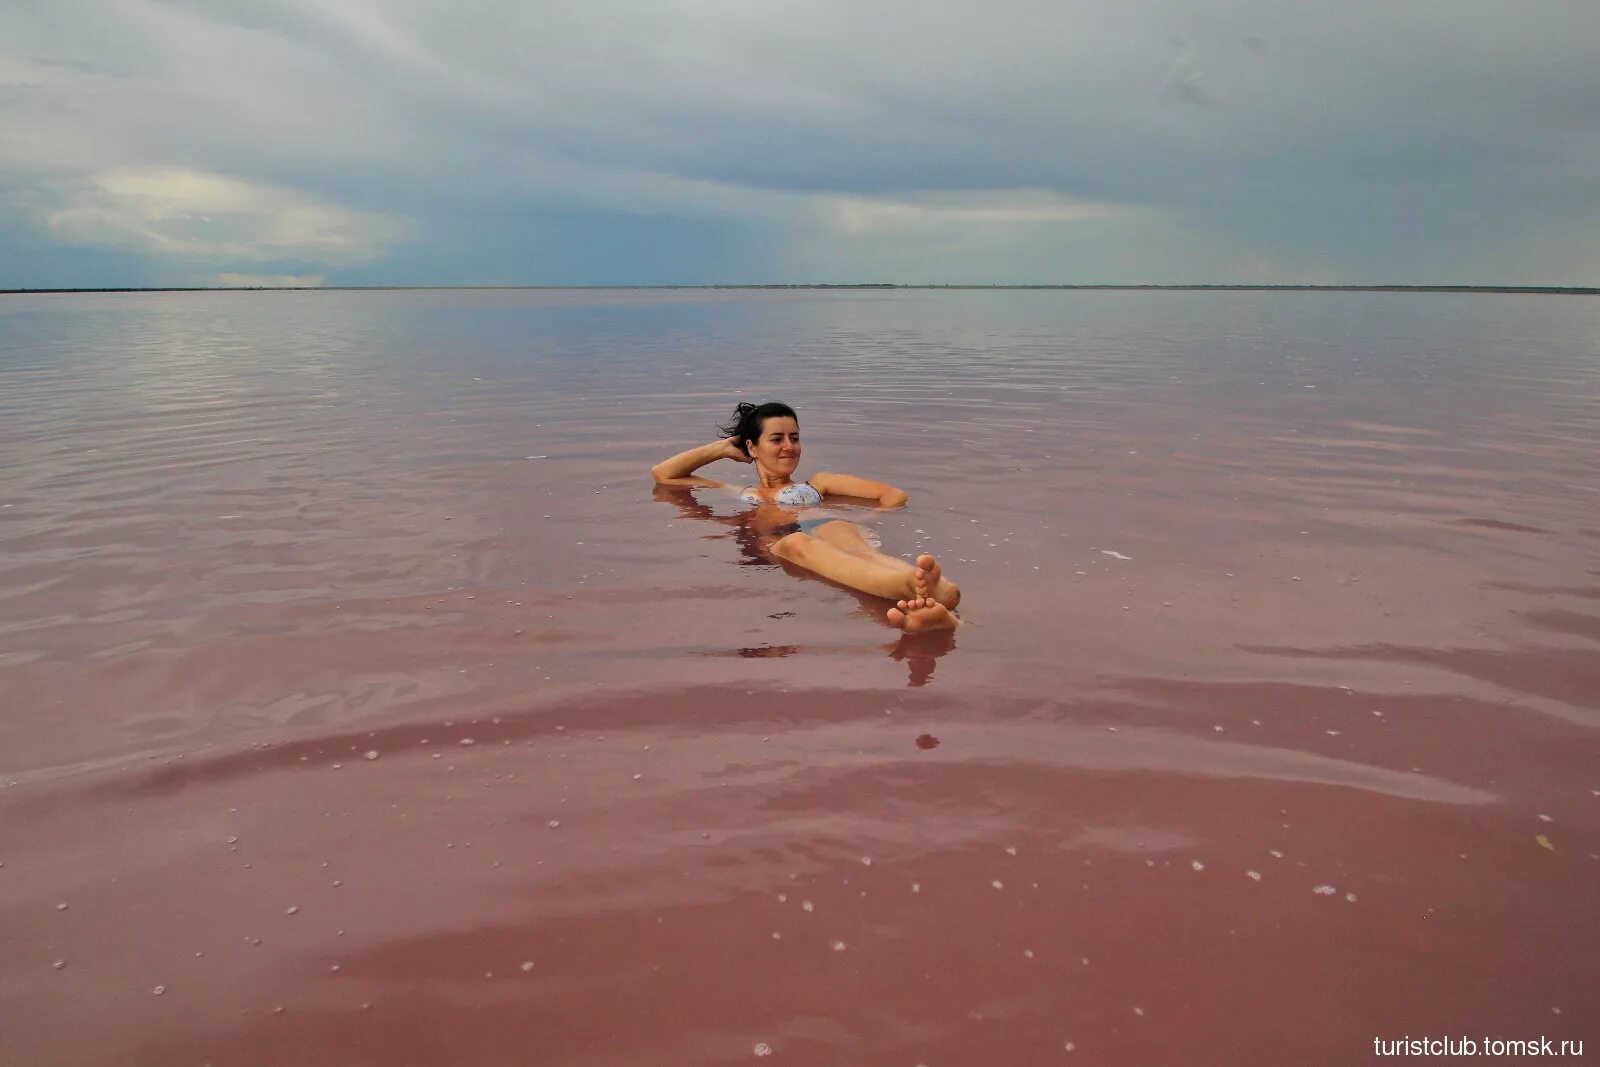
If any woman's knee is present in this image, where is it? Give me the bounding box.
[771,531,813,562]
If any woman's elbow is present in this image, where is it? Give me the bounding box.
[880,489,909,508]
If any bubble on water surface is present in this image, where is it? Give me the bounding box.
[1247,870,1261,881]
[753,1042,773,1057]
[1312,885,1336,896]
[285,905,300,914]
[151,985,166,996]
[52,959,67,970]
[991,880,1004,890]
[832,940,847,952]
[365,750,380,760]
[801,900,814,912]
[521,961,535,972]
[1191,861,1205,871]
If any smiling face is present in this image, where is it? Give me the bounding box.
[746,415,801,482]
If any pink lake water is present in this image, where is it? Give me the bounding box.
[1,288,1596,1064]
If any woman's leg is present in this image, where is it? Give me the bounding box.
[771,520,960,609]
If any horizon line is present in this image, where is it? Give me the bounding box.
[4,283,1597,296]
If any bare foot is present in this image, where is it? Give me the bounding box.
[887,555,961,631]
[887,595,959,633]
[912,554,961,609]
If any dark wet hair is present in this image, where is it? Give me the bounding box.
[717,401,798,457]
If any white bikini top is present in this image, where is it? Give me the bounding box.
[740,481,823,506]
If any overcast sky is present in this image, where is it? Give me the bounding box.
[2,1,1596,287]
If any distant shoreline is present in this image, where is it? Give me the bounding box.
[4,284,1597,296]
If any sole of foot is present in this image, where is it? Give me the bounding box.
[913,553,960,609]
[887,595,959,632]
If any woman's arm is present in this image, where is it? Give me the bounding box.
[810,471,909,508]
[651,439,748,487]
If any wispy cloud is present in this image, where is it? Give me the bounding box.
[826,191,1128,234]
[43,167,402,265]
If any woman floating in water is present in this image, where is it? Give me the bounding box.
[651,401,961,631]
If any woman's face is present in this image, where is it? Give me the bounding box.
[747,416,801,478]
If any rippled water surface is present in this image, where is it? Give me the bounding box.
[2,289,1597,1064]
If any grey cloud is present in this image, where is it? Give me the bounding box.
[25,55,134,79]
[1,0,1596,284]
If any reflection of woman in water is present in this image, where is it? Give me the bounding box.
[651,401,961,632]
